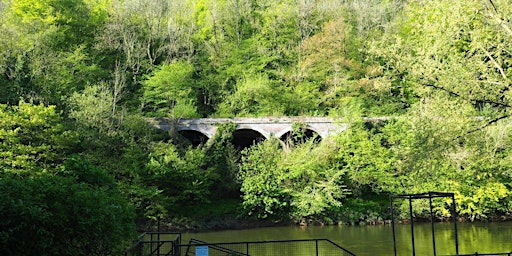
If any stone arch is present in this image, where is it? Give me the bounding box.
[232,129,266,150]
[279,127,322,145]
[178,130,210,147]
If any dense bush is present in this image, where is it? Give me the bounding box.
[0,175,136,256]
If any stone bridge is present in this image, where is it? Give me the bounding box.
[149,117,349,148]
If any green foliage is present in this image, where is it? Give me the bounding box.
[332,119,398,194]
[286,122,311,146]
[68,84,117,132]
[337,197,390,225]
[239,138,291,220]
[9,0,107,48]
[2,0,512,227]
[239,137,350,221]
[145,141,214,205]
[217,74,291,116]
[283,140,350,220]
[335,106,512,220]
[120,182,167,221]
[143,60,200,117]
[203,122,240,198]
[389,97,512,219]
[67,86,170,221]
[0,174,136,256]
[455,182,509,221]
[143,122,241,217]
[59,155,116,188]
[67,83,164,178]
[0,0,109,105]
[174,199,241,223]
[370,0,512,117]
[0,101,77,175]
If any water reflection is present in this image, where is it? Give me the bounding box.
[180,222,512,256]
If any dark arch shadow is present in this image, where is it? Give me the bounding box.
[178,130,209,147]
[232,129,265,150]
[280,128,322,146]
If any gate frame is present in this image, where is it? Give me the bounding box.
[390,192,459,256]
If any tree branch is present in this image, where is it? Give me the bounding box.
[420,81,511,109]
[479,45,507,80]
[482,0,512,38]
[453,114,510,142]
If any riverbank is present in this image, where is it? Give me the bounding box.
[137,198,512,233]
[138,215,293,233]
[139,213,512,234]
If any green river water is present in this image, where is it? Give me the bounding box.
[179,222,512,255]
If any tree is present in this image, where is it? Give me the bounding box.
[0,0,110,106]
[331,119,398,195]
[239,136,350,222]
[0,101,77,175]
[371,0,512,118]
[298,18,358,114]
[145,141,215,206]
[358,0,512,219]
[144,122,240,210]
[0,174,136,256]
[96,0,196,96]
[143,60,199,117]
[392,97,512,220]
[333,101,512,220]
[239,138,291,220]
[67,84,118,134]
[217,74,292,116]
[8,0,103,48]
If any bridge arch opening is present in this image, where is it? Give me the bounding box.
[280,128,322,146]
[232,129,265,150]
[178,130,209,147]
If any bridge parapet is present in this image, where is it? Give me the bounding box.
[150,117,348,140]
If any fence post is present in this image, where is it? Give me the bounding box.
[390,196,397,256]
[452,193,459,255]
[409,197,416,256]
[157,219,161,256]
[429,196,437,256]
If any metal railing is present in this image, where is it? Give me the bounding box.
[441,253,512,256]
[185,239,249,255]
[126,231,512,256]
[127,234,355,256]
[125,232,181,256]
[177,238,356,256]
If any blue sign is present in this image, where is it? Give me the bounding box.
[196,245,209,256]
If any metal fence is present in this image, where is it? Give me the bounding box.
[125,231,512,256]
[441,253,512,256]
[177,238,356,256]
[125,232,181,256]
[126,233,355,256]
